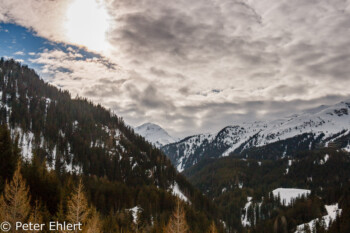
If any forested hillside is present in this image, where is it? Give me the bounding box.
[184,148,350,232]
[0,58,222,233]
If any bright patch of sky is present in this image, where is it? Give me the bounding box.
[0,23,102,79]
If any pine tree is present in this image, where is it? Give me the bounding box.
[66,179,89,233]
[0,125,18,183]
[165,198,189,233]
[207,221,218,233]
[0,162,31,230]
[273,215,287,233]
[85,207,101,233]
[28,200,43,233]
[56,199,65,222]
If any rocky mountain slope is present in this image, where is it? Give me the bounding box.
[162,101,350,171]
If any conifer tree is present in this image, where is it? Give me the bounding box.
[273,215,288,233]
[85,207,101,233]
[66,179,89,233]
[165,198,189,233]
[207,221,218,233]
[0,162,31,230]
[56,199,65,222]
[28,200,43,233]
[0,125,18,182]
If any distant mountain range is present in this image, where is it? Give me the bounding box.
[161,101,350,171]
[134,122,178,148]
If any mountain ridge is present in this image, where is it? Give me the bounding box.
[162,100,350,171]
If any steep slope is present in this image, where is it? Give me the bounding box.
[0,58,219,232]
[183,148,350,232]
[163,101,350,171]
[0,58,176,187]
[134,122,177,148]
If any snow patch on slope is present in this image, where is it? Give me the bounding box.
[177,157,186,173]
[320,154,330,165]
[295,204,342,233]
[169,182,189,203]
[343,141,350,152]
[241,197,252,227]
[127,206,142,224]
[11,127,34,161]
[272,188,311,206]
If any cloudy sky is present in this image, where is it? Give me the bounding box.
[1,0,350,137]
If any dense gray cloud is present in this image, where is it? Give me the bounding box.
[1,0,350,137]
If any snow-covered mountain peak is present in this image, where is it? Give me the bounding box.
[137,123,164,132]
[134,123,178,148]
[162,99,350,171]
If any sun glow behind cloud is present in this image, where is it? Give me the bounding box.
[65,0,111,52]
[2,0,350,137]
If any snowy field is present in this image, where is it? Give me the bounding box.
[272,188,311,206]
